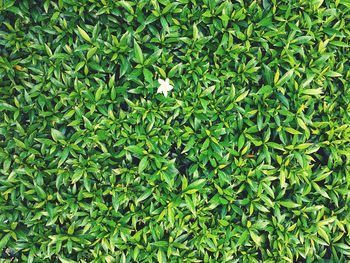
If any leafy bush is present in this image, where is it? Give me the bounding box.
[0,0,350,262]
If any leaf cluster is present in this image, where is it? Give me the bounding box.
[0,0,350,262]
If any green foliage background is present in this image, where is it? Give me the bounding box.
[0,0,350,262]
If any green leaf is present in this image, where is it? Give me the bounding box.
[292,36,313,44]
[118,1,134,13]
[201,85,215,97]
[87,46,97,60]
[168,63,183,78]
[276,69,294,86]
[235,90,249,102]
[137,189,152,203]
[138,156,148,173]
[325,71,342,78]
[237,230,249,246]
[278,201,301,208]
[126,145,144,155]
[317,227,329,244]
[77,26,92,43]
[262,64,273,85]
[193,23,198,40]
[0,233,11,251]
[312,182,330,199]
[35,185,47,199]
[0,102,16,111]
[134,39,144,64]
[68,224,75,235]
[302,88,323,96]
[72,169,84,184]
[157,249,166,263]
[183,179,206,194]
[250,231,262,246]
[334,243,350,250]
[51,128,65,142]
[284,127,302,135]
[95,85,103,101]
[311,0,324,8]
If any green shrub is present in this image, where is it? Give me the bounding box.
[0,0,349,262]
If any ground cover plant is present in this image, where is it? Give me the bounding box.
[0,0,350,262]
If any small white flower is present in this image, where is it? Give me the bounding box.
[157,78,173,97]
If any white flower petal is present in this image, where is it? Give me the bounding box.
[157,78,173,97]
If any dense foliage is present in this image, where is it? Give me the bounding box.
[1,0,350,262]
